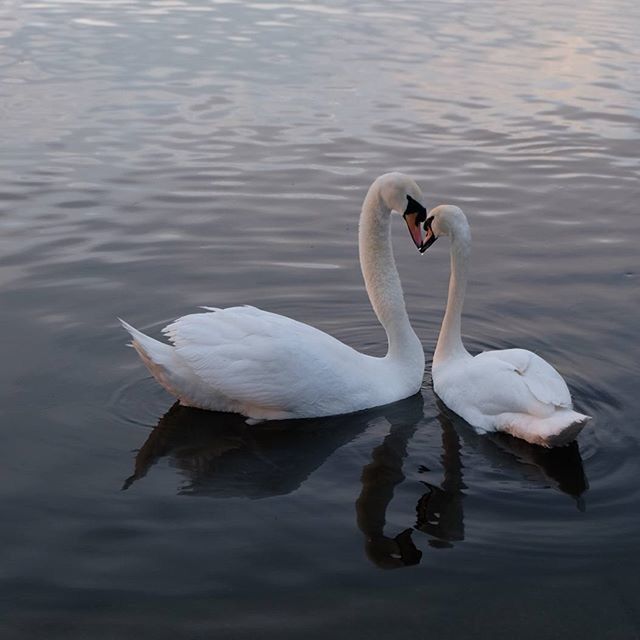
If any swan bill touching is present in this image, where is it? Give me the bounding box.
[121,173,427,423]
[419,214,438,253]
[419,205,591,448]
[403,194,427,249]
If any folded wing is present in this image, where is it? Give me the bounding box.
[476,348,572,409]
[162,306,367,414]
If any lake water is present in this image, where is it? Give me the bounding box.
[1,0,639,637]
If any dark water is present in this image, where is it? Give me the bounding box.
[1,0,639,637]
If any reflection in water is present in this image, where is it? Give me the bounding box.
[435,400,589,509]
[123,395,425,498]
[355,399,424,569]
[125,394,589,568]
[2,0,637,629]
[355,401,589,568]
[415,413,466,549]
[355,402,465,568]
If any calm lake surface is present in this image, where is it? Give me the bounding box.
[1,0,639,637]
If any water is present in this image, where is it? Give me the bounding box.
[1,0,639,637]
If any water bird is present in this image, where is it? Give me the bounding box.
[419,205,590,447]
[121,173,427,422]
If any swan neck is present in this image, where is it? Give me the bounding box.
[359,187,420,360]
[434,220,471,366]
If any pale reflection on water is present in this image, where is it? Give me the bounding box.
[1,0,639,637]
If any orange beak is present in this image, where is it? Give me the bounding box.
[403,212,425,250]
[419,219,438,253]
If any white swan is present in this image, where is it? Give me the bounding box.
[121,173,427,422]
[420,204,590,447]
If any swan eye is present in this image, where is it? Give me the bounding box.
[404,195,427,224]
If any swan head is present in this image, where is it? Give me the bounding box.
[374,172,428,250]
[419,204,468,253]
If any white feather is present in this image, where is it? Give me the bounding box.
[120,174,427,422]
[427,205,590,447]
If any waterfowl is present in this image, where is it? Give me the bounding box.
[121,173,427,422]
[420,204,590,447]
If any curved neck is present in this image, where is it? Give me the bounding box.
[359,186,420,360]
[433,219,471,366]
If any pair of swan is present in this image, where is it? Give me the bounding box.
[121,173,590,447]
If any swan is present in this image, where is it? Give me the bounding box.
[419,204,590,448]
[121,172,427,422]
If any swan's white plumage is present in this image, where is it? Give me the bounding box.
[121,173,426,422]
[160,305,400,419]
[476,348,571,408]
[427,205,590,447]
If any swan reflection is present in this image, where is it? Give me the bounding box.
[356,402,588,567]
[436,400,589,508]
[414,412,466,548]
[355,400,424,568]
[124,394,588,568]
[123,395,425,497]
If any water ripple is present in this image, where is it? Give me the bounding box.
[1,0,640,633]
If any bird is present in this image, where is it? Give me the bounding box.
[121,172,427,423]
[419,204,590,447]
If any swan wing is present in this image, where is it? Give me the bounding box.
[475,348,572,408]
[162,306,368,414]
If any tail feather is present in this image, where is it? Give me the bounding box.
[119,318,186,397]
[119,318,235,412]
[497,409,591,448]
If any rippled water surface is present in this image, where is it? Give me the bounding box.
[1,0,639,637]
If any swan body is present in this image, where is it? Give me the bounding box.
[121,173,427,422]
[423,205,590,447]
